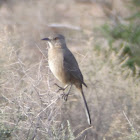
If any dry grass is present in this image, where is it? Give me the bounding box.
[0,0,140,140]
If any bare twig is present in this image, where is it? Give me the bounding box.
[75,126,93,139]
[35,96,60,118]
[48,23,81,31]
[123,110,138,136]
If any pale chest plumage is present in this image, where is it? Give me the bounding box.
[48,48,69,84]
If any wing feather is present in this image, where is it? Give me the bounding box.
[63,48,86,86]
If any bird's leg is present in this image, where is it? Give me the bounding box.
[55,83,64,92]
[61,84,72,101]
[55,83,68,92]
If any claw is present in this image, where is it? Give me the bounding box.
[61,93,68,101]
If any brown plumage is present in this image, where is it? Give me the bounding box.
[42,34,91,125]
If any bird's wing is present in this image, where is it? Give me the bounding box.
[63,48,85,84]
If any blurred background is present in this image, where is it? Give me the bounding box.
[0,0,140,139]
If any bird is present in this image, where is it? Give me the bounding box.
[42,34,91,125]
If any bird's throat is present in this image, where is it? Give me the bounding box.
[48,42,53,48]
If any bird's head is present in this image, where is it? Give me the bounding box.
[41,34,66,49]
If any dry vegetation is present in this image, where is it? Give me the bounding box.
[0,0,140,140]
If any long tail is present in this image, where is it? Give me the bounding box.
[80,87,91,125]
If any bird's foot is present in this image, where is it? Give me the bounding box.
[61,92,69,101]
[54,83,70,101]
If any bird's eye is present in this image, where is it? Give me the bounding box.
[54,37,58,40]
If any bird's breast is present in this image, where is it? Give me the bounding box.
[48,48,69,84]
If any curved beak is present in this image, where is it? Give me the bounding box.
[41,38,50,41]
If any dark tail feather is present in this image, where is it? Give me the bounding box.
[83,82,87,88]
[80,87,91,125]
